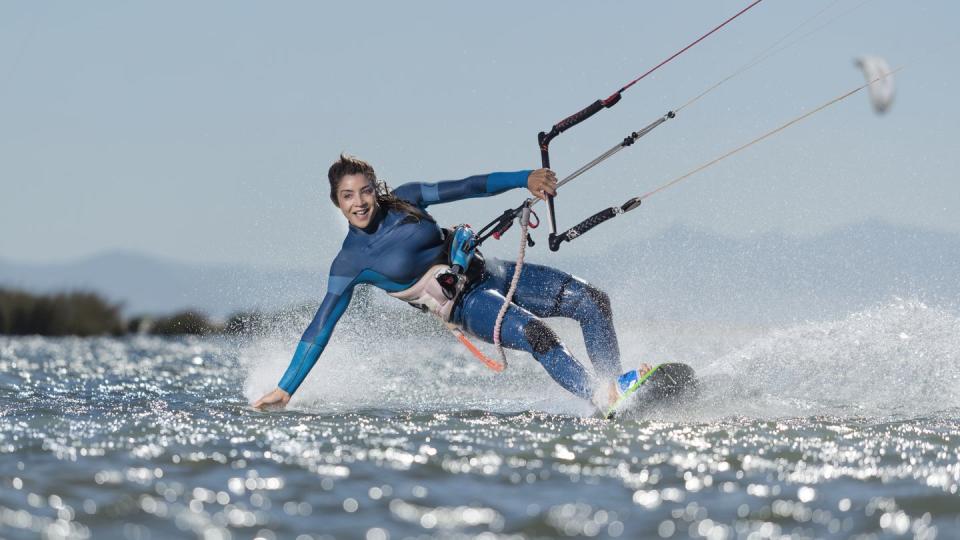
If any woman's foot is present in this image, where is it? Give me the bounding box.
[602,363,654,408]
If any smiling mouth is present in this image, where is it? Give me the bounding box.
[353,207,370,218]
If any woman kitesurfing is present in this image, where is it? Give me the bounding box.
[249,0,885,416]
[252,155,650,412]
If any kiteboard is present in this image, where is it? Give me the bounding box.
[604,363,698,420]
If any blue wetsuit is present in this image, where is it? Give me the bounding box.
[278,170,622,401]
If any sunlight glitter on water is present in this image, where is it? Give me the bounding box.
[2,300,960,538]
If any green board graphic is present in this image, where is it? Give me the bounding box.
[605,363,698,419]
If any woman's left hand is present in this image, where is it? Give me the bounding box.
[527,168,558,201]
[252,387,291,411]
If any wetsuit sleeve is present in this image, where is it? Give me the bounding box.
[277,268,356,396]
[392,170,532,208]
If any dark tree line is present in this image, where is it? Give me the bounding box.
[0,284,433,338]
[0,287,259,337]
[0,288,124,336]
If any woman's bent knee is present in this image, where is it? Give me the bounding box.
[523,319,561,354]
[582,282,613,320]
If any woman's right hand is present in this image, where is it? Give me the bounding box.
[526,168,558,201]
[252,388,291,410]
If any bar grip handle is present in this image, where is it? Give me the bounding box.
[555,99,604,134]
[548,197,641,251]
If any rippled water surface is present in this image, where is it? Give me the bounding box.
[2,300,959,539]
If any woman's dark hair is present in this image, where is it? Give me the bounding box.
[328,154,433,223]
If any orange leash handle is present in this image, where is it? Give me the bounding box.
[451,328,505,373]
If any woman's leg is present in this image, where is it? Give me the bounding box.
[455,284,594,401]
[483,260,622,380]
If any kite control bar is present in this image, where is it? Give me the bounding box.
[548,197,643,251]
[544,112,673,250]
[475,0,763,251]
[475,111,674,251]
[538,0,764,238]
[538,95,622,235]
[476,96,628,251]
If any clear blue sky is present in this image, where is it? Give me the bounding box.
[2,1,957,269]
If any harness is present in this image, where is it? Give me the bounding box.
[386,224,507,372]
[386,224,481,324]
[386,264,465,323]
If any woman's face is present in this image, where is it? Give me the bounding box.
[336,173,379,229]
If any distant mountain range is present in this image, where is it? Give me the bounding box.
[568,219,960,323]
[1,220,957,323]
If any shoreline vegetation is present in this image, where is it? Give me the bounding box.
[0,287,261,337]
[0,284,434,339]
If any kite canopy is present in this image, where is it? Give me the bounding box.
[855,56,896,114]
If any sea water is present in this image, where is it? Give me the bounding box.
[1,299,958,539]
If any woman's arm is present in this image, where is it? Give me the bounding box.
[277,287,354,394]
[252,266,357,409]
[392,169,558,208]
